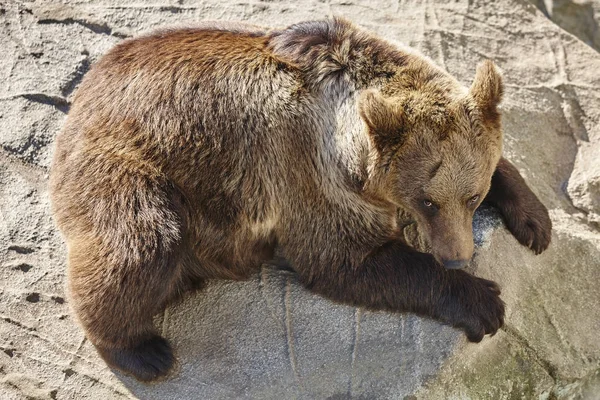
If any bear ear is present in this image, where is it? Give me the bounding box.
[358,89,405,152]
[469,60,503,121]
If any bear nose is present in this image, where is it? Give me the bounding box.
[442,259,470,269]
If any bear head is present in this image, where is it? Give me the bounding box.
[359,60,504,269]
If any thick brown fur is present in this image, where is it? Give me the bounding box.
[49,18,552,382]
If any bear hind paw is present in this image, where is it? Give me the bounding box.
[96,335,175,382]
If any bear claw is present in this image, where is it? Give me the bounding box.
[451,275,505,342]
[505,208,552,255]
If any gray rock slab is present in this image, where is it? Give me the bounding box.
[1,0,600,399]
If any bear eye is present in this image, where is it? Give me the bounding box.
[468,194,480,206]
[421,198,439,213]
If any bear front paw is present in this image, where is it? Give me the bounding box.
[445,276,505,342]
[504,199,552,255]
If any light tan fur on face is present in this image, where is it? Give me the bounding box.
[356,59,504,264]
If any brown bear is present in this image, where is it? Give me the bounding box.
[49,18,552,382]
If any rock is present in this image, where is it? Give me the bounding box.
[529,0,600,228]
[1,0,599,399]
[530,0,600,52]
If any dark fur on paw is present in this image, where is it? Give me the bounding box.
[445,275,505,342]
[503,197,552,255]
[487,158,552,254]
[97,335,174,382]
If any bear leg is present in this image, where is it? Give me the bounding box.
[293,241,505,342]
[62,162,192,381]
[68,231,183,381]
[485,157,552,254]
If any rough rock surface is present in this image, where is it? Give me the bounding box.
[1,0,600,399]
[529,0,600,229]
[530,0,600,52]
